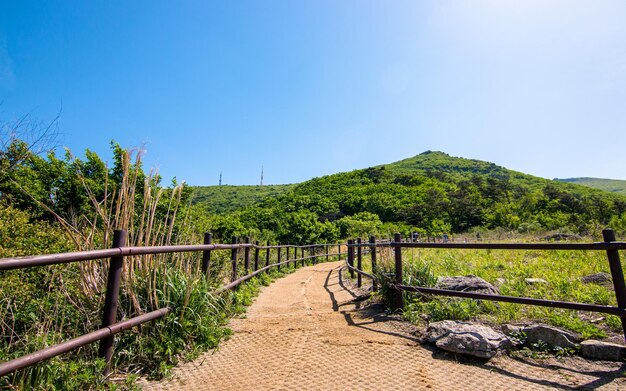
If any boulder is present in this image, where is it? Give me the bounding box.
[580,340,626,361]
[581,272,612,285]
[521,324,581,349]
[435,275,499,295]
[427,320,511,359]
[501,324,523,336]
[495,278,507,287]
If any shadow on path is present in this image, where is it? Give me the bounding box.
[323,263,626,390]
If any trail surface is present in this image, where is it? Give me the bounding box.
[141,261,625,390]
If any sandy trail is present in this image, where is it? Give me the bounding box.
[141,261,625,390]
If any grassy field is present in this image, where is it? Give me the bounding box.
[370,236,624,340]
[557,177,626,196]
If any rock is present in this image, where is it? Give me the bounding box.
[525,278,548,285]
[435,275,499,295]
[501,324,525,347]
[427,320,511,359]
[542,233,582,241]
[501,324,523,336]
[521,324,581,349]
[495,278,507,287]
[581,272,612,285]
[580,340,626,361]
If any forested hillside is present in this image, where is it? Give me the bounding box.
[212,151,626,243]
[191,184,294,213]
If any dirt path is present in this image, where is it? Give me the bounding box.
[141,261,625,390]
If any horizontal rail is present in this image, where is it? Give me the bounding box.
[0,308,168,377]
[0,235,344,378]
[349,241,626,251]
[394,285,626,316]
[345,260,377,281]
[216,252,347,293]
[0,243,342,271]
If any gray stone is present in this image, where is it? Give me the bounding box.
[501,324,523,336]
[427,320,511,359]
[435,275,499,295]
[580,340,626,361]
[521,324,581,349]
[495,278,507,287]
[525,278,548,285]
[501,324,525,347]
[581,272,612,285]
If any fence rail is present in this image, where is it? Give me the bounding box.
[0,232,342,377]
[345,229,626,342]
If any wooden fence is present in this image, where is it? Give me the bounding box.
[0,231,344,377]
[346,229,626,342]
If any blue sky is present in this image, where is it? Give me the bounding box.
[1,1,625,185]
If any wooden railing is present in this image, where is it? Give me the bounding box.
[0,231,344,377]
[345,229,626,342]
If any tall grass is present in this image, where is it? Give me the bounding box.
[373,238,624,340]
[0,148,238,389]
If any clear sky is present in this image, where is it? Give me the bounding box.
[1,1,625,185]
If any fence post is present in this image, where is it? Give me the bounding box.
[277,245,282,271]
[201,232,212,279]
[244,236,251,273]
[603,229,626,341]
[326,244,329,263]
[266,241,271,269]
[254,240,260,271]
[338,244,341,260]
[394,233,404,309]
[347,239,355,278]
[301,247,305,267]
[294,245,298,268]
[231,236,238,282]
[357,238,362,288]
[370,235,377,292]
[98,229,127,376]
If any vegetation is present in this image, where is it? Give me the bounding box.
[191,184,294,214]
[2,129,626,388]
[369,235,623,341]
[557,177,626,196]
[198,151,626,244]
[0,136,326,390]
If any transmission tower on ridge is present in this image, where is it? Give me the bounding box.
[260,165,264,186]
[219,172,222,186]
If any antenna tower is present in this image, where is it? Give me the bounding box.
[219,172,222,186]
[260,165,264,186]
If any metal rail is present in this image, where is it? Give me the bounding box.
[0,233,341,378]
[0,309,168,376]
[344,230,626,342]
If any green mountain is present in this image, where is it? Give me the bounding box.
[557,177,626,196]
[191,151,626,243]
[223,151,626,242]
[191,184,294,214]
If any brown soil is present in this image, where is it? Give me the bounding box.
[140,261,625,390]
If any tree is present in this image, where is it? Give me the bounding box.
[1,112,60,177]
